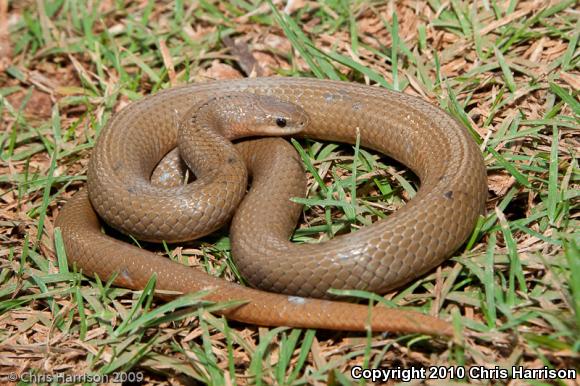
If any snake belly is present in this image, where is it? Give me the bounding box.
[56,77,488,335]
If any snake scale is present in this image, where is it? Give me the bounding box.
[56,77,488,335]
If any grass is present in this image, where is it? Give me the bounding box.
[1,0,579,385]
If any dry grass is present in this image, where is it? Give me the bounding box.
[1,0,578,385]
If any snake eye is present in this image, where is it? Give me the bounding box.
[275,117,287,128]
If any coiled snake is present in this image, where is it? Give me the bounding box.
[56,78,487,335]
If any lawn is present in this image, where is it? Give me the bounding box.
[0,0,578,385]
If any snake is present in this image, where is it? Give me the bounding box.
[55,77,487,336]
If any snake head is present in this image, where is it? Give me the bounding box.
[252,95,309,136]
[186,93,310,139]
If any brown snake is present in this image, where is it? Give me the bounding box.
[56,77,488,335]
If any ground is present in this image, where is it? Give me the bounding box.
[0,0,578,385]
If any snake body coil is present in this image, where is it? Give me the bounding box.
[56,78,487,335]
